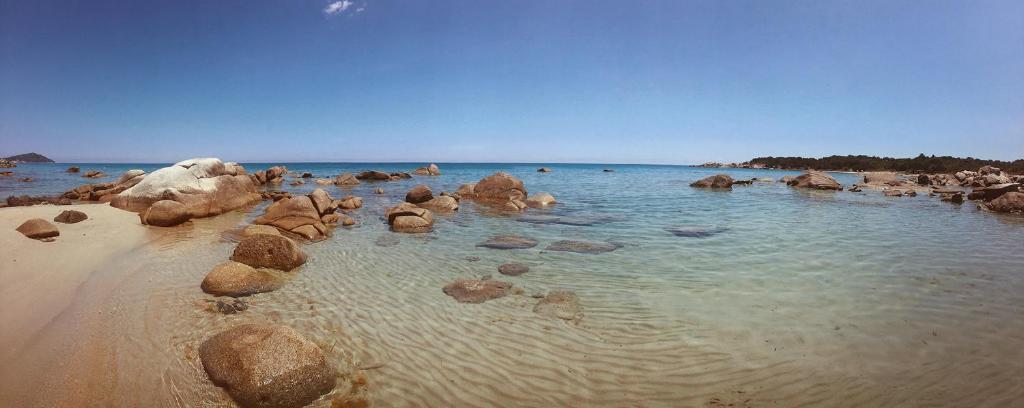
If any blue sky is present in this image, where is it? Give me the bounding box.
[1,0,1022,164]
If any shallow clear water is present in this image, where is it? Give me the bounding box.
[4,162,1024,407]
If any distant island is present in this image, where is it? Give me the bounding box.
[699,154,1024,174]
[3,152,54,163]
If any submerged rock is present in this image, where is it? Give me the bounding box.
[690,174,735,189]
[336,196,363,210]
[230,234,307,271]
[534,291,583,322]
[498,263,530,276]
[199,324,336,408]
[545,240,619,254]
[213,298,249,314]
[374,235,400,247]
[15,218,59,240]
[53,210,88,224]
[202,261,285,297]
[477,235,539,250]
[442,279,513,303]
[664,225,728,238]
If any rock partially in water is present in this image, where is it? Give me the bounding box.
[334,173,360,186]
[230,234,307,271]
[526,192,557,208]
[254,195,328,240]
[883,189,903,197]
[419,196,459,212]
[202,261,285,297]
[66,166,80,173]
[545,240,619,254]
[787,171,842,191]
[385,202,434,233]
[498,263,530,276]
[354,170,391,181]
[983,192,1024,214]
[373,187,384,195]
[534,290,583,322]
[309,188,336,216]
[405,185,433,204]
[537,167,552,173]
[53,210,88,224]
[477,235,539,250]
[442,279,513,303]
[15,218,59,240]
[111,158,260,217]
[664,225,729,238]
[374,235,400,247]
[690,174,735,189]
[412,163,441,176]
[242,224,281,237]
[141,200,191,227]
[199,324,336,408]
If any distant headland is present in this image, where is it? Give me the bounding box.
[2,153,54,164]
[698,154,1024,174]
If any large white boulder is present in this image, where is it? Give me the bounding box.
[110,158,261,218]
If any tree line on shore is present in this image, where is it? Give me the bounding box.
[748,154,1024,174]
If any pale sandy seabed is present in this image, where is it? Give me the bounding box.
[0,192,1022,407]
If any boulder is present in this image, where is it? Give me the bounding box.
[242,225,281,237]
[983,192,1024,214]
[355,170,391,181]
[201,261,285,297]
[405,185,433,204]
[690,174,734,189]
[477,235,538,250]
[301,172,313,178]
[412,163,441,176]
[442,279,513,303]
[883,189,903,197]
[384,202,434,233]
[66,166,80,173]
[533,291,583,322]
[83,170,106,178]
[979,165,1000,175]
[917,174,931,185]
[373,188,384,194]
[334,173,360,186]
[498,263,529,276]
[455,183,475,198]
[537,167,552,173]
[254,196,327,239]
[545,240,619,254]
[15,218,59,239]
[141,200,191,227]
[973,183,1021,201]
[116,169,146,186]
[863,172,901,186]
[231,234,307,271]
[308,188,335,216]
[199,324,336,408]
[53,210,88,224]
[223,162,246,176]
[787,171,842,190]
[336,196,363,210]
[525,193,556,208]
[339,214,356,226]
[314,179,332,186]
[110,158,261,219]
[418,196,459,212]
[940,192,964,204]
[473,172,527,202]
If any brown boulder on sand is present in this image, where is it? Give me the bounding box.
[442,279,513,303]
[201,261,285,297]
[983,192,1024,214]
[141,200,191,227]
[534,290,583,322]
[230,234,307,271]
[53,210,88,224]
[199,324,336,408]
[384,202,434,233]
[15,218,59,240]
[690,174,735,189]
[787,171,842,191]
[405,184,433,204]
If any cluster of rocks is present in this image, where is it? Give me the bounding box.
[697,161,767,169]
[0,159,15,168]
[355,170,412,182]
[251,165,287,185]
[918,165,1021,188]
[11,210,89,240]
[412,163,441,176]
[4,195,70,208]
[253,188,360,240]
[62,169,146,202]
[455,172,556,211]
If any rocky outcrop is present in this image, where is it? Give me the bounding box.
[230,234,307,271]
[459,172,528,211]
[15,219,59,239]
[786,171,842,190]
[384,202,434,233]
[419,195,459,212]
[0,159,15,168]
[983,192,1024,214]
[140,200,191,227]
[335,196,363,210]
[110,159,260,220]
[252,166,287,185]
[412,163,441,176]
[334,173,360,186]
[442,279,513,303]
[863,172,903,186]
[254,195,328,240]
[62,169,147,202]
[201,261,285,297]
[53,210,88,224]
[199,324,336,408]
[525,193,556,208]
[405,185,433,204]
[534,291,583,322]
[690,174,735,189]
[971,183,1021,202]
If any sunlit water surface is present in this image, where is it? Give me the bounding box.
[3,162,1024,407]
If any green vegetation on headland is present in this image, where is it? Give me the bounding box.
[748,154,1024,174]
[3,152,54,163]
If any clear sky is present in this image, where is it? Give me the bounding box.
[1,0,1022,164]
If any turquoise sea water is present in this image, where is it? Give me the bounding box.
[3,162,1024,406]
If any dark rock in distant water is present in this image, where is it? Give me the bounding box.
[4,152,54,163]
[83,170,106,178]
[17,177,32,182]
[498,263,530,276]
[199,324,336,408]
[603,169,615,172]
[534,291,583,322]
[537,167,552,173]
[664,225,729,238]
[477,235,539,250]
[545,240,619,254]
[385,202,434,233]
[54,210,88,224]
[443,278,513,303]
